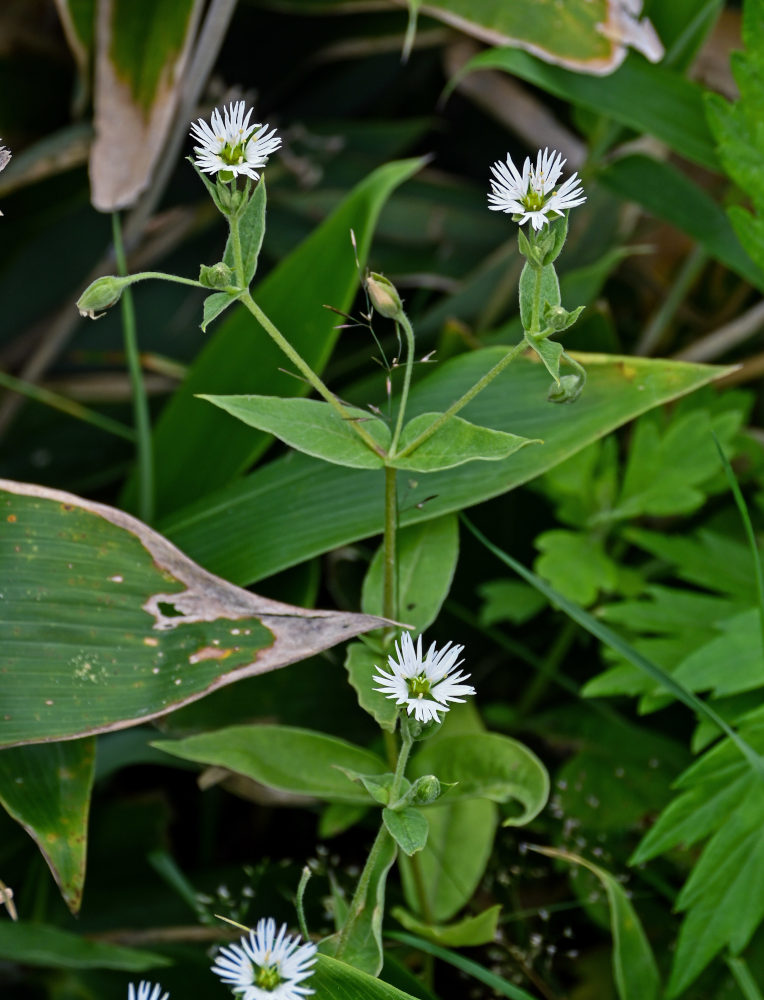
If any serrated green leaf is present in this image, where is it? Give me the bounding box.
[393,412,540,472]
[200,395,389,469]
[672,608,764,697]
[535,529,618,605]
[153,725,388,803]
[383,806,429,855]
[362,515,459,633]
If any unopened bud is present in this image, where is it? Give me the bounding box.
[548,373,585,404]
[543,303,584,333]
[366,272,404,320]
[200,262,234,289]
[411,774,441,805]
[76,275,132,319]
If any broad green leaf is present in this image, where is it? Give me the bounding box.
[400,798,497,924]
[0,480,385,747]
[0,739,94,913]
[153,724,387,803]
[673,608,764,697]
[518,262,560,332]
[313,952,420,1000]
[0,921,170,971]
[392,904,501,948]
[89,0,203,210]
[455,48,716,169]
[161,352,727,587]
[324,830,397,975]
[535,529,618,605]
[392,413,538,472]
[344,642,399,733]
[319,802,369,839]
[362,515,460,633]
[131,157,425,516]
[534,847,660,1000]
[200,395,389,469]
[599,155,764,292]
[336,768,397,805]
[413,733,549,823]
[478,580,546,626]
[383,807,429,856]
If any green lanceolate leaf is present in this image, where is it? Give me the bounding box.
[0,480,386,747]
[227,176,267,287]
[383,807,429,856]
[153,724,388,803]
[0,921,170,971]
[0,739,95,913]
[391,904,502,948]
[393,413,540,472]
[414,733,549,823]
[344,642,399,733]
[161,353,730,587]
[518,262,560,332]
[362,515,459,633]
[526,336,564,384]
[199,395,389,469]
[533,847,660,1000]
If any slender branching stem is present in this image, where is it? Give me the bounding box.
[389,312,416,455]
[112,213,154,523]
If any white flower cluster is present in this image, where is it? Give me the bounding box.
[190,101,280,181]
[128,918,316,1000]
[488,147,585,231]
[373,632,475,723]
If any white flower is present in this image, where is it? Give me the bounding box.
[190,101,281,180]
[212,918,317,1000]
[128,983,169,1000]
[488,147,586,231]
[373,632,475,724]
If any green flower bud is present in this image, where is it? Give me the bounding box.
[76,275,132,319]
[548,373,585,404]
[366,272,404,320]
[410,774,441,805]
[543,304,584,332]
[199,262,234,289]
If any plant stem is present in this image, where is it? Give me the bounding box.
[238,291,386,459]
[295,866,311,941]
[382,465,398,625]
[530,264,542,334]
[389,312,416,454]
[229,210,246,287]
[112,212,154,524]
[389,716,414,802]
[335,824,390,959]
[395,339,527,459]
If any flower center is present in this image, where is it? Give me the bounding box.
[219,140,248,166]
[407,674,432,700]
[255,962,283,991]
[522,186,546,212]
